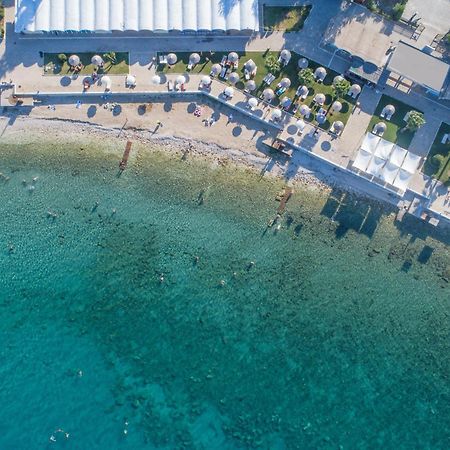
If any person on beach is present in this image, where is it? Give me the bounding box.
[227,114,233,125]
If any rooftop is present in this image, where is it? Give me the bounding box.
[387,41,450,94]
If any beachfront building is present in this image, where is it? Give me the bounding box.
[14,0,260,34]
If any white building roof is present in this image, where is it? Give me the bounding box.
[15,0,259,33]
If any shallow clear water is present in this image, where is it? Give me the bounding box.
[0,136,449,449]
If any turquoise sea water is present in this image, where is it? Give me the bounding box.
[0,135,449,449]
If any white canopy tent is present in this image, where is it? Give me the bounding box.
[366,156,385,177]
[390,145,408,167]
[393,169,413,192]
[380,161,400,185]
[15,0,260,33]
[361,133,380,154]
[401,152,421,174]
[374,139,394,160]
[353,149,373,172]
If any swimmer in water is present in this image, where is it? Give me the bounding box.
[50,435,56,442]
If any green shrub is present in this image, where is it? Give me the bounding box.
[431,154,444,167]
[366,0,378,12]
[264,54,281,74]
[58,53,67,63]
[392,3,405,21]
[298,68,314,86]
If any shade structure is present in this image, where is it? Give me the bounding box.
[244,59,256,72]
[263,88,275,100]
[126,74,136,85]
[211,63,222,75]
[380,161,400,184]
[91,55,103,66]
[228,72,240,85]
[297,85,308,97]
[382,104,396,116]
[68,55,80,66]
[332,121,344,133]
[201,75,211,85]
[152,75,161,85]
[353,149,372,171]
[296,119,306,131]
[393,168,413,192]
[349,84,361,96]
[176,75,186,85]
[245,80,256,91]
[167,53,177,65]
[299,104,311,116]
[248,97,258,108]
[331,101,342,112]
[15,0,260,33]
[228,52,239,63]
[361,133,380,153]
[280,49,291,61]
[367,156,385,177]
[373,122,386,135]
[101,76,111,90]
[279,78,291,88]
[224,86,234,97]
[271,109,282,120]
[374,139,394,160]
[297,58,309,69]
[314,67,327,80]
[390,145,408,167]
[314,93,326,105]
[189,53,200,64]
[401,152,421,174]
[333,75,344,85]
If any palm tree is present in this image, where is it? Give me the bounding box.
[298,68,314,86]
[332,79,351,98]
[402,111,426,132]
[265,55,281,74]
[103,51,117,65]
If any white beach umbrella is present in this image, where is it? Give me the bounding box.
[101,76,111,90]
[245,59,256,72]
[263,88,275,101]
[297,57,309,69]
[333,75,344,85]
[201,75,211,85]
[91,55,103,66]
[189,53,200,64]
[152,74,161,85]
[280,49,291,61]
[69,55,80,66]
[126,74,136,85]
[332,101,342,112]
[245,80,256,91]
[332,121,344,133]
[176,75,186,85]
[314,67,327,80]
[373,121,387,135]
[314,93,326,105]
[211,63,222,75]
[228,72,240,85]
[248,97,258,108]
[167,53,177,65]
[296,119,306,131]
[297,85,309,97]
[299,104,311,116]
[349,84,362,96]
[271,109,282,120]
[382,104,396,115]
[224,86,234,97]
[280,77,291,88]
[228,52,239,63]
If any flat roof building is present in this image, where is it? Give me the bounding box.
[15,0,260,33]
[386,41,450,96]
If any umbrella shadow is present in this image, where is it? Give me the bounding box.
[87,105,97,118]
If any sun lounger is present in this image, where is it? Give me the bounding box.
[220,55,227,65]
[167,80,174,91]
[275,87,286,96]
[187,62,193,71]
[220,66,227,78]
[159,55,167,65]
[385,112,393,121]
[441,133,449,144]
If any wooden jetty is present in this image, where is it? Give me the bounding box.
[277,187,293,214]
[119,141,132,171]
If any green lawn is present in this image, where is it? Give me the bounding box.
[422,122,450,185]
[263,5,312,32]
[367,95,421,149]
[158,50,358,131]
[43,52,129,76]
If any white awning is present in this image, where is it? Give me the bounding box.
[374,139,394,160]
[401,152,421,174]
[361,133,380,154]
[366,156,385,177]
[15,0,260,32]
[353,149,372,172]
[380,161,399,185]
[393,168,413,192]
[389,145,408,167]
